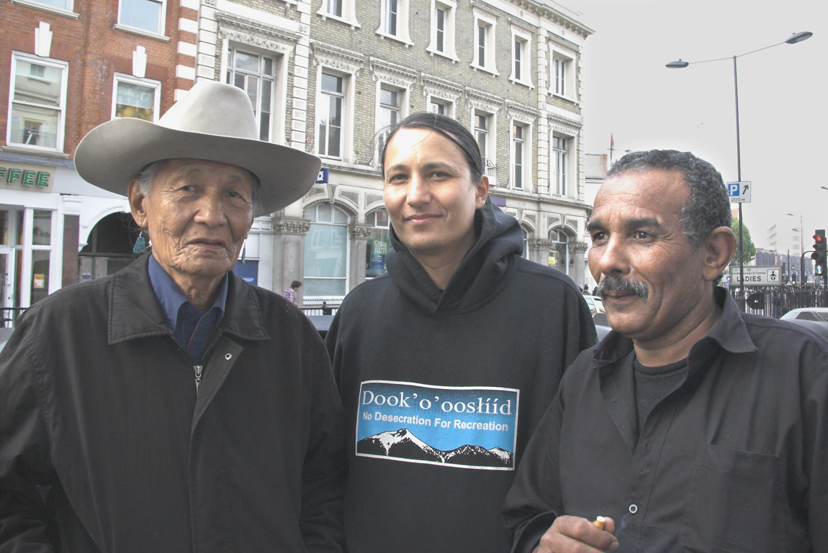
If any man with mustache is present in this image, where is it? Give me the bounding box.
[503,150,828,553]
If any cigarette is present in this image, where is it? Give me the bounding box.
[594,516,606,530]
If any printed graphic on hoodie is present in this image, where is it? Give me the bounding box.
[355,380,519,470]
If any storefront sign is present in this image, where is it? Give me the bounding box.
[0,163,54,192]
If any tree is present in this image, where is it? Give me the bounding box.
[731,217,756,265]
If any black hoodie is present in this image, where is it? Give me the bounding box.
[326,200,596,553]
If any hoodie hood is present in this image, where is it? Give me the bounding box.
[386,198,524,313]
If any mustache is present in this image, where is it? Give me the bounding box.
[596,276,649,300]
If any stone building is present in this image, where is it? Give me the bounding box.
[1,0,196,315]
[192,0,594,306]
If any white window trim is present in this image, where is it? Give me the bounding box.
[376,0,412,46]
[315,61,357,163]
[302,203,351,303]
[510,119,532,192]
[116,0,167,38]
[509,26,533,89]
[471,8,498,76]
[470,103,498,186]
[426,95,455,118]
[316,0,360,29]
[111,73,161,122]
[373,73,413,167]
[7,52,69,154]
[426,0,458,62]
[549,41,575,101]
[11,0,78,18]
[550,128,576,198]
[218,32,293,147]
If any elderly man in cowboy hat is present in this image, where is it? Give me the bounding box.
[0,81,346,552]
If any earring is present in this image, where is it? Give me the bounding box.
[133,228,148,254]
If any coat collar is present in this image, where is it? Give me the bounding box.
[109,254,269,345]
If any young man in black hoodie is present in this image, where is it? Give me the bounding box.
[326,113,596,553]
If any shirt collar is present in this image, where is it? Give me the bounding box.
[593,286,757,367]
[147,254,228,329]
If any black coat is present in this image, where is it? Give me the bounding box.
[0,255,346,552]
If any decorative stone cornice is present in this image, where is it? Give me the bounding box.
[216,12,303,44]
[506,100,539,124]
[504,0,593,38]
[310,41,365,74]
[569,241,588,254]
[349,225,373,239]
[466,86,501,113]
[273,218,311,235]
[422,73,463,102]
[369,58,418,89]
[530,238,555,250]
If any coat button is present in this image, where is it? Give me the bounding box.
[629,504,638,514]
[225,353,232,360]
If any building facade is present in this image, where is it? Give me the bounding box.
[1,0,593,313]
[1,0,198,316]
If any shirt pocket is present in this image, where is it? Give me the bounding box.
[680,443,781,553]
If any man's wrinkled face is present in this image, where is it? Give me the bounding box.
[131,159,255,285]
[587,169,709,344]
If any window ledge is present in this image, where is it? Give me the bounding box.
[470,64,498,77]
[11,0,78,18]
[375,31,413,47]
[317,11,361,29]
[549,92,578,105]
[114,24,170,41]
[1,145,70,158]
[509,76,534,89]
[426,47,459,63]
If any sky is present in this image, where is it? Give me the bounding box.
[559,0,827,249]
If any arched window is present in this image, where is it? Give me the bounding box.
[366,210,390,278]
[548,228,569,275]
[303,204,350,297]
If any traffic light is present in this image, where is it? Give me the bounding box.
[812,229,827,277]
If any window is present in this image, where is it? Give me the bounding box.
[113,74,160,122]
[319,72,344,159]
[427,0,457,61]
[7,53,68,151]
[317,0,359,26]
[226,48,277,141]
[19,0,74,13]
[377,85,402,152]
[553,135,568,196]
[118,0,165,34]
[303,204,350,297]
[366,210,390,279]
[474,110,496,182]
[512,124,525,190]
[510,27,533,88]
[548,229,569,275]
[377,0,411,44]
[430,100,447,115]
[471,10,497,74]
[550,44,575,99]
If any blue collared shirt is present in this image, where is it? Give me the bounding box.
[148,255,228,364]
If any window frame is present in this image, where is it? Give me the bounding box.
[224,46,281,143]
[11,0,77,18]
[471,9,498,75]
[316,0,360,28]
[376,0,412,45]
[510,26,534,88]
[7,52,69,153]
[512,121,533,191]
[315,64,356,163]
[472,108,497,185]
[375,83,406,158]
[117,0,166,36]
[426,0,458,62]
[111,73,161,122]
[302,203,351,301]
[552,134,569,196]
[549,42,576,100]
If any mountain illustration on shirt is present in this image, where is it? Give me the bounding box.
[357,428,514,468]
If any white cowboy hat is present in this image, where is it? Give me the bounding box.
[74,80,321,217]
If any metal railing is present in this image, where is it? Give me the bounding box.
[300,301,339,316]
[1,307,27,328]
[729,285,827,318]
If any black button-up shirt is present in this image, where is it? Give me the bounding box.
[504,288,828,553]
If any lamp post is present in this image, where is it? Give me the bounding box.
[667,31,813,311]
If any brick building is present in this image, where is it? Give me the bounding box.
[1,0,198,312]
[1,0,593,312]
[192,0,593,306]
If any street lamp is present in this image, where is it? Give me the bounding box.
[667,31,813,310]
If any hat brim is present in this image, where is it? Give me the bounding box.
[74,118,321,217]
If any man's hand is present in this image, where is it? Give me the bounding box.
[532,515,619,553]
